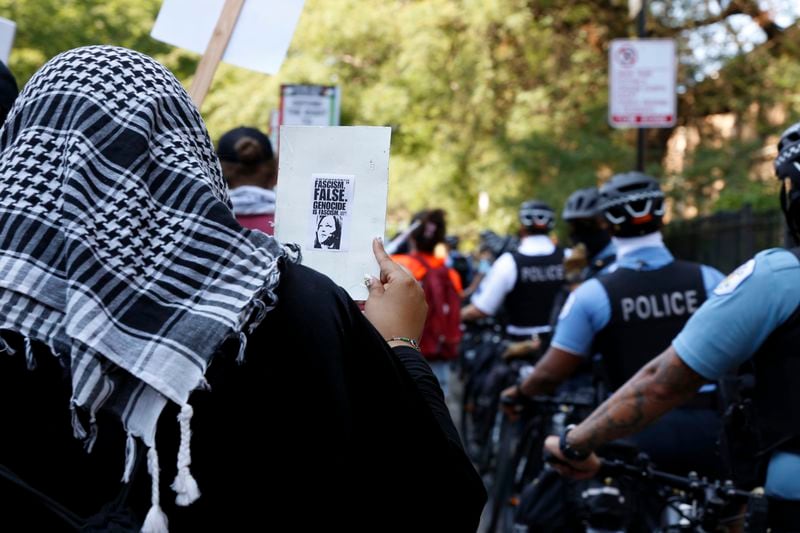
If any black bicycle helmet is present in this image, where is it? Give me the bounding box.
[775,122,800,243]
[519,200,556,231]
[599,172,664,237]
[562,187,601,221]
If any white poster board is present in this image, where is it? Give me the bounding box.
[151,0,305,74]
[275,126,391,300]
[0,18,15,64]
[609,39,676,128]
[280,85,341,126]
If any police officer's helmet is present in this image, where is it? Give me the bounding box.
[775,122,800,242]
[598,172,665,237]
[519,200,555,231]
[562,187,601,221]
[444,234,460,249]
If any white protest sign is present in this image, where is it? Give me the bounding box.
[609,39,676,129]
[280,84,341,126]
[0,18,16,64]
[275,126,391,300]
[151,0,305,75]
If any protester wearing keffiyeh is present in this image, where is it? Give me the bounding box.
[0,45,293,530]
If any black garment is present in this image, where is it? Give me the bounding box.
[719,248,800,491]
[769,497,800,532]
[593,260,707,389]
[0,261,486,532]
[750,248,800,453]
[505,249,565,330]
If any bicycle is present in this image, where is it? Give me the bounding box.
[541,451,769,532]
[485,389,596,533]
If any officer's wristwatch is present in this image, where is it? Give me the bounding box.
[559,424,591,461]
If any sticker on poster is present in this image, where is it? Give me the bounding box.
[308,173,355,251]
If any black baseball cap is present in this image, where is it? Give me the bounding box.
[217,126,274,163]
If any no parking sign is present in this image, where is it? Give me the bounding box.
[609,39,676,129]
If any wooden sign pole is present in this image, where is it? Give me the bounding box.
[188,0,245,108]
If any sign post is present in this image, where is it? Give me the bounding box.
[188,0,244,107]
[152,0,306,108]
[609,39,676,128]
[609,38,676,170]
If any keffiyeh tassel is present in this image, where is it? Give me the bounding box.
[122,432,137,483]
[142,446,169,533]
[236,331,248,365]
[247,298,268,334]
[70,402,88,441]
[23,336,36,370]
[171,403,201,506]
[0,335,15,355]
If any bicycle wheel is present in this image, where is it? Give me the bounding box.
[485,413,520,533]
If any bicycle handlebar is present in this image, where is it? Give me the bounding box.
[500,391,595,409]
[598,458,755,500]
[545,451,757,503]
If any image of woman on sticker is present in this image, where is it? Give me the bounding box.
[314,215,342,250]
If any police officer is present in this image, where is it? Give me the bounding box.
[504,172,725,475]
[546,187,616,327]
[562,186,616,280]
[461,200,565,344]
[544,123,800,532]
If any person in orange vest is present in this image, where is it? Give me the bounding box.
[393,209,463,397]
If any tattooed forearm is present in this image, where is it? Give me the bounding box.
[568,346,706,454]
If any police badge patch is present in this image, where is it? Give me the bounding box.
[559,292,576,319]
[714,259,756,296]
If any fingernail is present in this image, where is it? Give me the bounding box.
[363,274,372,287]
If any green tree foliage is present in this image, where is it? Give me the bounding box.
[2,0,178,82]
[4,0,799,239]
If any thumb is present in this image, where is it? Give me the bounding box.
[366,276,385,298]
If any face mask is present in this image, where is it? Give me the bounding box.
[569,226,611,257]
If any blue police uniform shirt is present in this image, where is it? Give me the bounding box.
[591,241,617,277]
[552,244,724,357]
[674,248,800,500]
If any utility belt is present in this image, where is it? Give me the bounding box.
[505,324,552,339]
[504,324,552,349]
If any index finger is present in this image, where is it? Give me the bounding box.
[372,238,403,281]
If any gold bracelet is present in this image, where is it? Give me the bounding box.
[386,336,420,351]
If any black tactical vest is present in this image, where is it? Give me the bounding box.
[593,260,706,390]
[751,248,800,452]
[504,249,565,330]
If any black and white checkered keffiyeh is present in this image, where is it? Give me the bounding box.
[0,45,289,521]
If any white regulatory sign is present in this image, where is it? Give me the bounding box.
[609,39,676,129]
